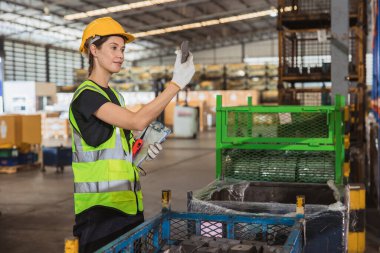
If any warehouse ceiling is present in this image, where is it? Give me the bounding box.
[0,0,278,61]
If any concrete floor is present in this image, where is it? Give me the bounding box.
[0,130,379,252]
[0,131,216,253]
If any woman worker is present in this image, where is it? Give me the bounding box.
[69,17,195,252]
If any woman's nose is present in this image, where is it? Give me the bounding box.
[117,50,124,58]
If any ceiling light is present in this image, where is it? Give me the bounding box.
[146,29,166,36]
[201,20,220,26]
[134,7,287,38]
[86,8,109,16]
[181,23,202,29]
[270,9,278,17]
[107,5,131,12]
[165,26,183,32]
[43,6,50,16]
[64,0,177,20]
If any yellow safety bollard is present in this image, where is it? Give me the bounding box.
[64,237,79,253]
[344,106,350,122]
[344,134,350,149]
[296,195,305,216]
[344,162,351,178]
[347,184,365,253]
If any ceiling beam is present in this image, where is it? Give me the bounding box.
[209,0,244,34]
[236,0,263,31]
[0,0,85,39]
[132,29,277,62]
[125,6,273,32]
[72,0,211,22]
[79,0,182,46]
[185,4,231,40]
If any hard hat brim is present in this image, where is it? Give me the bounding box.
[79,32,135,54]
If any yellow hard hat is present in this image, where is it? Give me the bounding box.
[79,17,135,54]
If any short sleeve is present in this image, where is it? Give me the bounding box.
[72,90,110,120]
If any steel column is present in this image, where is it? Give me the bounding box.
[331,0,349,102]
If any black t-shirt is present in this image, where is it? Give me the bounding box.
[71,81,130,147]
[71,80,143,251]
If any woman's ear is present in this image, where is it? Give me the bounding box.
[89,44,97,57]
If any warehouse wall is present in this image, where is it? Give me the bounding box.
[135,39,278,66]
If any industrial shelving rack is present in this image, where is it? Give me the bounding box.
[277,0,367,184]
[278,0,366,90]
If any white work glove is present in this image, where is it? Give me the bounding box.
[146,143,163,161]
[171,50,195,89]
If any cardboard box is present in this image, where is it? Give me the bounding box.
[36,82,57,104]
[42,117,70,139]
[164,90,259,131]
[0,115,21,147]
[21,115,41,144]
[224,90,259,106]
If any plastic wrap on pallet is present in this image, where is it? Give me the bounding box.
[189,179,345,215]
[188,179,347,253]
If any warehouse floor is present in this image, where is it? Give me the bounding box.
[0,130,379,252]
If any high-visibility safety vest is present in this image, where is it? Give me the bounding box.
[69,80,143,215]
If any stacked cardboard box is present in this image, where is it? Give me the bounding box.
[164,90,259,131]
[41,115,70,140]
[0,114,42,168]
[0,114,42,148]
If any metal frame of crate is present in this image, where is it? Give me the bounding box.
[97,211,303,253]
[216,95,345,185]
[278,85,366,145]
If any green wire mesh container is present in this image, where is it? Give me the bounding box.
[216,95,345,184]
[222,150,336,183]
[226,112,329,139]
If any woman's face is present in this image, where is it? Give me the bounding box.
[92,36,125,74]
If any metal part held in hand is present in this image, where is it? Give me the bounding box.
[180,41,189,63]
[162,189,171,211]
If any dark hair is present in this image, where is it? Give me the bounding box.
[87,35,127,76]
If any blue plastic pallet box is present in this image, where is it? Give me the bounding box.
[42,146,72,173]
[97,211,303,253]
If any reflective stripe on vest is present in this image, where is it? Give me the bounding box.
[72,128,132,163]
[74,180,141,193]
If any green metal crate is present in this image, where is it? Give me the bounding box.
[216,95,345,184]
